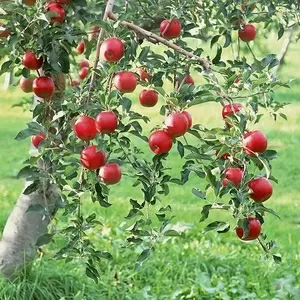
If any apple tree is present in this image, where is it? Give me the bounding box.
[0,0,297,280]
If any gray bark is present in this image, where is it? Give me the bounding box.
[2,71,13,90]
[0,73,65,279]
[273,26,295,78]
[0,181,59,279]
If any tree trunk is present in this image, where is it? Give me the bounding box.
[0,73,65,280]
[273,26,294,78]
[2,71,13,90]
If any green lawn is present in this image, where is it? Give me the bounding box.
[1,42,300,298]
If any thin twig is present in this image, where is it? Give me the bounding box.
[108,12,210,70]
[88,0,116,100]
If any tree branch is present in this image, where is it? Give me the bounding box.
[89,0,116,97]
[273,25,294,77]
[108,12,210,70]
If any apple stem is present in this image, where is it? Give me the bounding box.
[89,0,116,99]
[108,12,210,70]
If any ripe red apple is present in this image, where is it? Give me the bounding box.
[46,3,65,24]
[22,51,43,70]
[160,19,182,38]
[79,67,89,80]
[139,89,158,107]
[181,111,192,129]
[95,111,118,134]
[80,145,106,170]
[100,37,125,62]
[148,130,173,154]
[222,168,243,187]
[33,76,55,99]
[31,132,46,148]
[216,150,231,160]
[114,71,137,93]
[165,112,189,137]
[88,25,100,41]
[79,60,89,69]
[236,217,261,240]
[24,0,36,5]
[99,163,122,185]
[0,22,9,38]
[70,79,80,87]
[76,40,85,54]
[243,130,268,155]
[74,116,97,141]
[20,77,35,93]
[238,24,256,42]
[138,68,151,81]
[185,74,194,85]
[222,103,242,119]
[248,177,273,202]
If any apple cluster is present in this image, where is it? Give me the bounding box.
[221,103,272,240]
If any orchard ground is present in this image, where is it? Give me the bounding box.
[1,39,300,299]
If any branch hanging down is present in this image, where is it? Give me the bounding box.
[89,0,116,94]
[108,12,210,70]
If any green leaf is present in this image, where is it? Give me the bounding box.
[192,188,206,199]
[125,208,143,219]
[202,221,230,234]
[164,229,183,237]
[36,233,54,246]
[135,248,150,270]
[199,204,212,222]
[272,254,282,264]
[277,23,284,40]
[177,140,184,158]
[23,180,40,195]
[212,45,222,65]
[26,204,45,214]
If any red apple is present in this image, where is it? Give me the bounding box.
[100,37,125,62]
[22,51,43,70]
[222,168,243,187]
[148,130,173,154]
[238,24,256,42]
[79,67,89,80]
[95,111,118,134]
[185,74,194,85]
[139,89,158,107]
[236,217,261,240]
[70,79,80,87]
[74,116,97,141]
[88,26,100,41]
[0,22,9,38]
[165,112,189,137]
[243,130,268,155]
[216,150,231,160]
[138,68,151,81]
[99,163,122,185]
[76,40,85,54]
[46,3,65,24]
[114,71,137,93]
[31,132,46,148]
[20,77,35,93]
[32,76,55,99]
[79,60,89,69]
[248,177,273,202]
[222,103,242,119]
[181,111,192,129]
[80,145,106,170]
[160,19,182,38]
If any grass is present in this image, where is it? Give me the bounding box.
[1,40,300,299]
